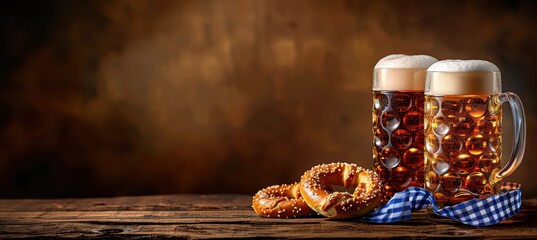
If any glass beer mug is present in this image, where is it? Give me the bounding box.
[372,54,437,203]
[424,60,526,220]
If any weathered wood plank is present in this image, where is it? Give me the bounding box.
[2,222,536,239]
[0,195,250,212]
[0,195,536,239]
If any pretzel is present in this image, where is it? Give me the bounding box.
[252,182,314,218]
[299,163,383,219]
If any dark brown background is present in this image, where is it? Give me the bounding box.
[1,0,536,198]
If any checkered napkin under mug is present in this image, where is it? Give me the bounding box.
[363,183,521,226]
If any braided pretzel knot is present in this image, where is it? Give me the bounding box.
[252,182,314,218]
[300,163,383,219]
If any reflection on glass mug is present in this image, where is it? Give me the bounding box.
[424,60,526,220]
[372,54,437,203]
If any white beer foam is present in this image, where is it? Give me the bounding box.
[428,59,499,72]
[374,54,438,69]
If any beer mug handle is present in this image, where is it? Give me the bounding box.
[492,92,526,183]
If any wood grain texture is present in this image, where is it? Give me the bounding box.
[0,195,536,239]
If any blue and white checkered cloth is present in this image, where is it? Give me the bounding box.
[363,183,521,226]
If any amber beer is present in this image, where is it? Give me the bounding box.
[372,54,437,203]
[424,94,503,205]
[424,60,526,221]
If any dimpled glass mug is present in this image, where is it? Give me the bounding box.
[372,54,438,203]
[424,60,526,220]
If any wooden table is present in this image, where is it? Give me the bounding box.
[0,195,536,239]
